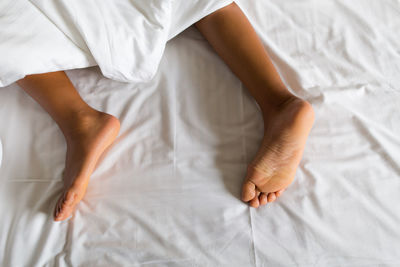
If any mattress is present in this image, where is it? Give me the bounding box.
[1,0,400,266]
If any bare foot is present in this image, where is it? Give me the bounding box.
[242,97,315,208]
[54,111,120,221]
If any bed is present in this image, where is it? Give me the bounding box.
[1,0,400,266]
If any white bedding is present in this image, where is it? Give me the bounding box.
[1,0,400,266]
[0,0,232,86]
[0,0,95,87]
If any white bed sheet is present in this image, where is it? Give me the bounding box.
[1,0,400,266]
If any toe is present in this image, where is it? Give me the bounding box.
[54,195,64,219]
[55,203,75,221]
[54,190,78,221]
[249,190,261,208]
[249,196,260,208]
[267,192,277,202]
[275,188,285,198]
[54,207,59,220]
[54,202,65,221]
[242,180,256,202]
[259,193,268,206]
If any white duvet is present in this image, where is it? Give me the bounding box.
[0,0,233,87]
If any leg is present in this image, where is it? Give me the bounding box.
[17,71,120,221]
[195,3,314,207]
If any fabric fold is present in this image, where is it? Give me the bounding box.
[0,0,233,87]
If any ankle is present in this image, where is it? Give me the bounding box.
[260,96,315,127]
[259,94,298,115]
[60,107,102,141]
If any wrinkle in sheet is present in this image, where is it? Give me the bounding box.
[239,82,258,267]
[351,116,400,177]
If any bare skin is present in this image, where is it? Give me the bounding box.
[17,72,120,221]
[196,3,315,207]
[16,2,314,222]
